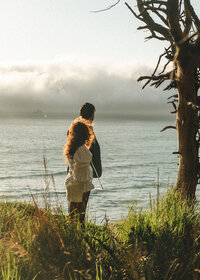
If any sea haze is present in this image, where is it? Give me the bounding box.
[0,117,193,223]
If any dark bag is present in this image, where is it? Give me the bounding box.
[90,138,102,178]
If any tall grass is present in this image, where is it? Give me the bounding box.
[0,200,131,280]
[115,188,200,279]
[0,187,200,279]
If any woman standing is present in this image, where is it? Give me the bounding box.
[63,119,94,222]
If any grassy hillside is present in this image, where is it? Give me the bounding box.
[0,188,200,280]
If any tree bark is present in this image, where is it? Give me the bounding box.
[175,46,199,199]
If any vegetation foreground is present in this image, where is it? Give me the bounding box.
[0,189,200,280]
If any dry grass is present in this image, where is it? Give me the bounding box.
[0,188,200,279]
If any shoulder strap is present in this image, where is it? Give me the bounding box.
[91,161,104,190]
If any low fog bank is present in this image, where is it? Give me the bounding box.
[0,60,174,120]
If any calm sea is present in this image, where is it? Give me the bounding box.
[1,117,197,223]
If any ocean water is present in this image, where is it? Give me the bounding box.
[0,117,196,223]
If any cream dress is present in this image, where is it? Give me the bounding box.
[64,145,94,202]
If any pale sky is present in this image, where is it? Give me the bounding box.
[0,0,165,65]
[0,0,199,116]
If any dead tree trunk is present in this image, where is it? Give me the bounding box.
[176,49,199,198]
[124,0,200,199]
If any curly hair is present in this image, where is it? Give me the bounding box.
[64,118,94,158]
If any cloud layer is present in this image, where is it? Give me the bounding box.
[0,60,171,117]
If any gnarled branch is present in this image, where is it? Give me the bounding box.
[125,1,171,40]
[184,0,200,32]
[160,125,176,132]
[183,0,192,38]
[138,71,171,89]
[167,0,183,43]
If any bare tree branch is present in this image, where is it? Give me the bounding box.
[160,126,176,132]
[125,2,144,22]
[168,101,177,110]
[91,0,120,13]
[137,49,171,89]
[159,59,171,74]
[136,0,171,40]
[142,0,168,6]
[141,3,168,26]
[151,77,169,87]
[125,1,171,40]
[145,34,167,41]
[184,0,200,32]
[150,8,168,26]
[168,94,178,100]
[137,25,148,30]
[183,0,192,38]
[164,80,177,90]
[167,0,183,43]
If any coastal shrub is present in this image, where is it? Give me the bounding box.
[115,188,200,279]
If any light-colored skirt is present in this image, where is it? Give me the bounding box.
[64,176,94,202]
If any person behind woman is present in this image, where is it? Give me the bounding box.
[79,102,102,211]
[79,102,102,178]
[63,119,94,222]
